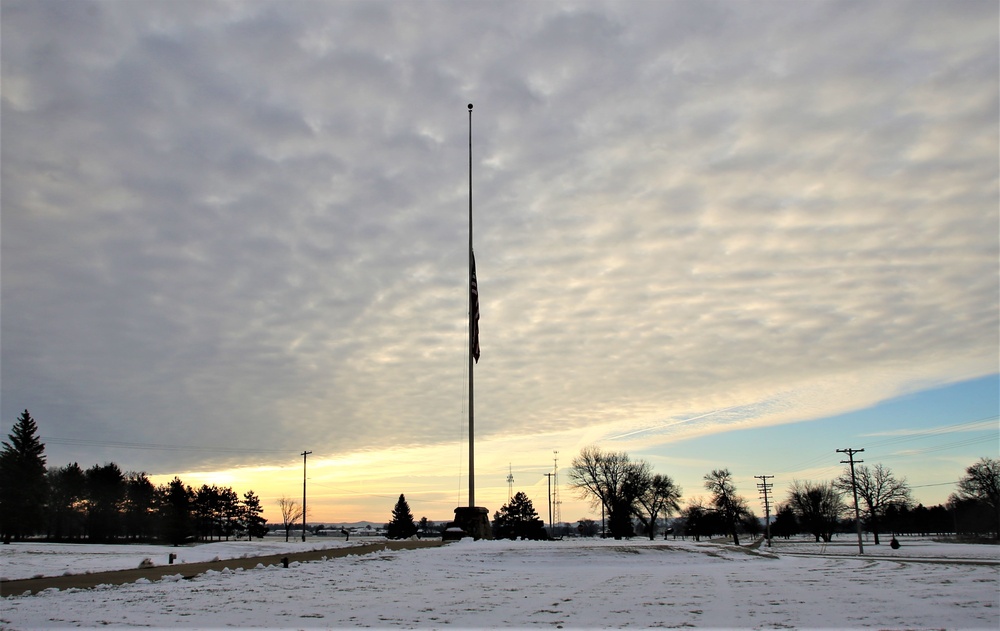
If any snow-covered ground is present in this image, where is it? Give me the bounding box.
[2,536,998,629]
[1,537,359,581]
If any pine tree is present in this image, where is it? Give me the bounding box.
[492,491,547,540]
[0,410,48,542]
[241,490,268,540]
[387,494,417,539]
[218,487,240,541]
[123,472,157,541]
[159,477,194,546]
[46,462,87,540]
[770,504,799,539]
[85,462,126,543]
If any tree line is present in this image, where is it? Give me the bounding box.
[569,446,1000,543]
[4,411,996,545]
[1,410,268,544]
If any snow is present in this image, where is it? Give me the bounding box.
[1,538,357,581]
[3,536,998,629]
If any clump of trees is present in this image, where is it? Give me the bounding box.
[492,491,547,540]
[569,446,682,540]
[785,480,844,543]
[950,457,1000,539]
[0,410,269,544]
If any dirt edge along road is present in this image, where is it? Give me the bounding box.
[1,539,445,596]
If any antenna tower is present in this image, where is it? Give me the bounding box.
[507,463,514,501]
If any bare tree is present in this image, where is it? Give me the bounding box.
[636,473,683,540]
[277,496,303,543]
[954,457,1000,538]
[703,469,750,545]
[569,447,647,539]
[787,480,845,543]
[836,463,912,545]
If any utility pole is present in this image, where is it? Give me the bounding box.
[755,475,774,547]
[838,448,865,555]
[544,472,555,532]
[552,451,561,529]
[301,450,312,542]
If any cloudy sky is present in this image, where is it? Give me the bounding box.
[3,0,997,523]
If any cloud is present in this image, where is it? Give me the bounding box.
[2,0,997,477]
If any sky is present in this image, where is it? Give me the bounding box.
[2,0,997,525]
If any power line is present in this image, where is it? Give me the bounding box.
[864,417,997,450]
[878,435,996,459]
[40,436,296,455]
[775,415,998,478]
[307,481,439,507]
[910,480,961,489]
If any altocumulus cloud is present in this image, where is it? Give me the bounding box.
[2,0,997,474]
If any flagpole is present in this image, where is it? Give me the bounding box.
[467,102,475,509]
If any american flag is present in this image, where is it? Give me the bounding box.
[471,252,480,363]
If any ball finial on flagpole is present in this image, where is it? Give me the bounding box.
[468,103,473,110]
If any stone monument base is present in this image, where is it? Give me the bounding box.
[443,506,492,541]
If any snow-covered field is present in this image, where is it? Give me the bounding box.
[2,536,998,629]
[1,537,360,581]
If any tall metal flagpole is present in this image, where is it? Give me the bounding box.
[467,103,475,509]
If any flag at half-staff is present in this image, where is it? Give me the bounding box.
[471,251,480,363]
[443,102,492,540]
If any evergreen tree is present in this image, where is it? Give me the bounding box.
[387,494,417,539]
[159,477,194,546]
[770,504,799,539]
[123,472,157,541]
[194,484,222,541]
[492,491,547,540]
[219,487,241,540]
[84,463,126,542]
[241,490,268,540]
[46,462,87,540]
[0,410,48,542]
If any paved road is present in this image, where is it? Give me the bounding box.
[1,539,444,597]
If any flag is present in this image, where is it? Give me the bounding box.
[471,251,480,363]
